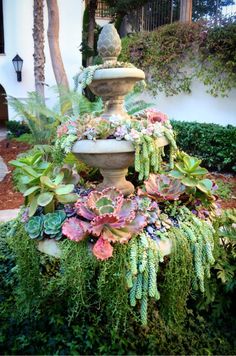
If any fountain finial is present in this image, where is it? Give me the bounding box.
[97,24,121,63]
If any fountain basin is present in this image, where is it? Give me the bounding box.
[72,137,169,196]
[89,68,145,120]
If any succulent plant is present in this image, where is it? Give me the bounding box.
[75,187,147,244]
[62,217,90,242]
[92,237,114,260]
[169,152,214,196]
[25,215,43,240]
[43,210,67,240]
[62,188,147,260]
[141,174,185,202]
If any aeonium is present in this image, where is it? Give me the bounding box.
[62,187,147,260]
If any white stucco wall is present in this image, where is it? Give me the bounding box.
[0,0,84,120]
[140,80,236,126]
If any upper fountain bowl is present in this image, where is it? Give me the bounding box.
[90,24,145,119]
[89,67,145,98]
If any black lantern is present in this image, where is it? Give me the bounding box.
[12,54,23,82]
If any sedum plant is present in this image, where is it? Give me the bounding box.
[62,188,147,260]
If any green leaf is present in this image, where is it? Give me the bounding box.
[182,177,198,187]
[183,156,201,171]
[40,176,55,189]
[169,170,184,178]
[55,184,74,195]
[9,160,26,168]
[175,163,188,174]
[28,196,38,217]
[54,172,64,185]
[191,167,208,176]
[23,185,41,197]
[56,193,78,204]
[37,192,54,206]
[22,166,41,178]
[197,179,213,194]
[31,152,43,165]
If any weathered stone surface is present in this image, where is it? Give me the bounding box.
[97,24,121,61]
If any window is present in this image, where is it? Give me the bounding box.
[96,1,112,19]
[0,0,4,53]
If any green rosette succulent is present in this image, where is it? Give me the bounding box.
[43,210,67,240]
[25,215,43,240]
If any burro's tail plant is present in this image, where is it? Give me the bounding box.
[126,232,164,326]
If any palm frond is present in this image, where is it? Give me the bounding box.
[124,91,154,116]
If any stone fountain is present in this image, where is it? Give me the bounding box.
[72,24,168,196]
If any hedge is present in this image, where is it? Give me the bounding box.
[171,121,236,172]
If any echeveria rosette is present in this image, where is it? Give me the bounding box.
[43,210,67,240]
[62,217,90,242]
[25,215,43,240]
[75,187,147,244]
[141,173,185,202]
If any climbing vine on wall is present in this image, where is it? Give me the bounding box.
[120,21,236,97]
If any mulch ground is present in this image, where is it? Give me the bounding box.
[0,138,235,210]
[0,139,30,210]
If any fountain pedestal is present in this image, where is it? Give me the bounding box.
[72,24,169,195]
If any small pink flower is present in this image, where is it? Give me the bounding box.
[57,124,68,137]
[146,109,168,124]
[92,237,113,260]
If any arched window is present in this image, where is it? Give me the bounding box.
[0,0,4,53]
[0,85,8,127]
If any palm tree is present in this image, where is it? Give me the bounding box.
[33,0,45,98]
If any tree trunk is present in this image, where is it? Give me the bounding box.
[180,0,192,23]
[33,0,45,98]
[87,0,97,66]
[46,0,69,90]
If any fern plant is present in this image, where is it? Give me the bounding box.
[8,93,60,144]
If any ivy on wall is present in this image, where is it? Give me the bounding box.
[120,20,236,97]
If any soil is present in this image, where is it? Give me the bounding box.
[0,138,235,211]
[0,139,30,210]
[209,173,236,210]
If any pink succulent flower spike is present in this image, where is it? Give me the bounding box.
[92,237,113,260]
[62,217,89,242]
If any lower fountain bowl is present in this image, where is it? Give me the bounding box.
[72,137,169,196]
[72,140,135,196]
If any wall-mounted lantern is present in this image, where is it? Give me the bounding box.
[12,54,23,82]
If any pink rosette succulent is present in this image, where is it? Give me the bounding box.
[75,187,147,244]
[62,217,90,241]
[146,108,168,124]
[141,173,185,202]
[92,237,113,260]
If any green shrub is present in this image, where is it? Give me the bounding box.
[171,121,236,172]
[6,120,30,137]
[14,133,34,144]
